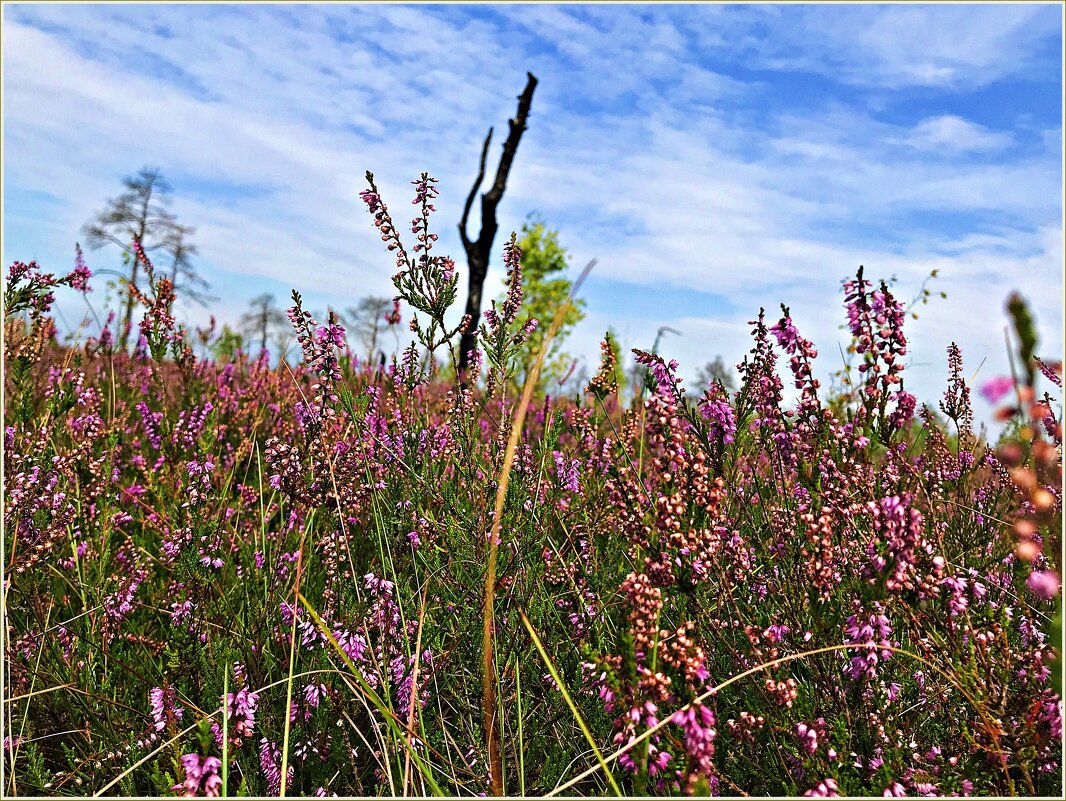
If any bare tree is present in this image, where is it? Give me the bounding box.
[457,72,538,373]
[82,167,209,350]
[340,295,393,363]
[166,225,215,308]
[693,355,737,395]
[239,293,288,355]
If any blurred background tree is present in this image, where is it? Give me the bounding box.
[340,295,394,364]
[82,167,210,349]
[239,293,288,356]
[165,225,215,311]
[692,355,737,395]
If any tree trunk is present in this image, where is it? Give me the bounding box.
[457,253,488,369]
[118,193,152,351]
[119,256,140,352]
[457,72,538,375]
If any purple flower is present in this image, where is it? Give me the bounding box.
[796,722,819,754]
[149,686,184,732]
[332,626,368,665]
[70,244,92,293]
[803,778,839,797]
[314,323,347,349]
[172,754,222,797]
[1027,570,1060,600]
[672,702,717,780]
[844,604,893,681]
[552,451,581,494]
[223,686,259,744]
[259,738,292,796]
[698,393,737,445]
[980,376,1015,404]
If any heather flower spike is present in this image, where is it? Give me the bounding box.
[3,173,1060,798]
[359,171,464,374]
[587,331,620,399]
[478,232,539,390]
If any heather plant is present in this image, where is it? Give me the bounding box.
[2,175,1061,799]
[495,218,587,392]
[360,171,465,378]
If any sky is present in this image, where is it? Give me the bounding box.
[3,2,1063,431]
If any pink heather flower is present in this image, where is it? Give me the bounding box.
[1027,570,1060,600]
[172,754,222,797]
[7,260,32,283]
[634,350,681,399]
[331,626,368,665]
[552,451,581,494]
[385,298,402,325]
[314,323,347,349]
[980,376,1015,404]
[763,623,790,644]
[672,702,717,780]
[940,343,973,431]
[171,599,194,626]
[223,686,259,744]
[698,392,737,445]
[844,605,893,681]
[259,738,293,796]
[303,681,327,709]
[769,317,800,347]
[803,777,840,797]
[70,244,93,293]
[796,722,819,754]
[149,686,184,731]
[499,236,525,325]
[1035,356,1063,388]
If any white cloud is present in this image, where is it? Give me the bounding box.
[3,4,1061,431]
[698,3,1062,90]
[902,116,1013,153]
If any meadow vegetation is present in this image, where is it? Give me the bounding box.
[2,173,1062,797]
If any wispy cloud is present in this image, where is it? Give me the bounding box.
[3,3,1061,428]
[901,115,1014,153]
[689,3,1061,91]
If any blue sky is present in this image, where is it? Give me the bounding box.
[3,2,1063,429]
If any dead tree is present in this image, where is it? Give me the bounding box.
[457,72,538,373]
[82,167,208,350]
[239,293,287,356]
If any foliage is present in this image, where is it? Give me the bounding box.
[3,175,1062,799]
[212,324,246,363]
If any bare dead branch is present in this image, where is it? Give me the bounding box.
[459,127,493,252]
[457,72,538,373]
[485,73,538,206]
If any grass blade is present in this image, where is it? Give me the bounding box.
[296,592,446,796]
[221,669,229,798]
[519,609,621,797]
[482,259,595,794]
